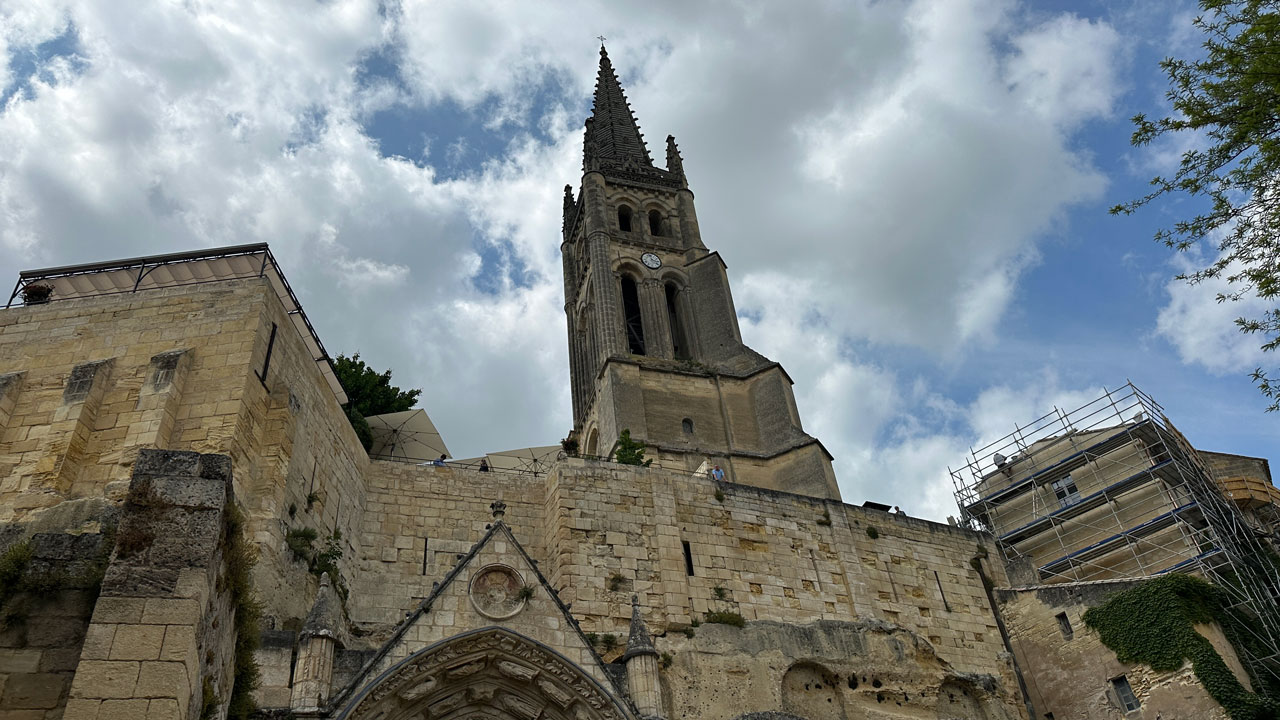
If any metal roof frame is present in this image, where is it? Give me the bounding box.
[7,243,348,404]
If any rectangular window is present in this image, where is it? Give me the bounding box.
[422,538,430,576]
[1051,474,1081,508]
[1055,612,1073,640]
[256,322,278,384]
[1111,676,1139,712]
[682,540,694,576]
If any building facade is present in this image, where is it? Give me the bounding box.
[0,48,1274,720]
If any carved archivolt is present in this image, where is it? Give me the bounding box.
[337,627,632,720]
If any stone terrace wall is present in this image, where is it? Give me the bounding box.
[350,457,1013,681]
[547,460,1012,678]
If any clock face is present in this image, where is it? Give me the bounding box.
[641,252,662,269]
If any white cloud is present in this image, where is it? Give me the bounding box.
[1156,258,1270,374]
[0,0,1154,521]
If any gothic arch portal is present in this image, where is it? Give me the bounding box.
[337,627,634,720]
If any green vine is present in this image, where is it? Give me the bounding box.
[1083,574,1279,719]
[224,505,262,720]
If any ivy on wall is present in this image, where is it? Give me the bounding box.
[1083,573,1279,719]
[223,505,262,720]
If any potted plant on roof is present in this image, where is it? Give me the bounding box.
[20,283,53,305]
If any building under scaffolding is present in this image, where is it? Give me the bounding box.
[951,382,1280,684]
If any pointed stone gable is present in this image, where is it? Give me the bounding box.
[332,518,629,716]
[585,46,652,169]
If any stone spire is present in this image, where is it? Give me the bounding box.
[623,594,657,660]
[665,135,685,185]
[584,45,652,170]
[623,595,664,719]
[293,572,342,713]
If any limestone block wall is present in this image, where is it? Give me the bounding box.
[543,461,1010,678]
[0,279,370,622]
[351,461,547,626]
[64,450,240,720]
[996,580,1242,719]
[0,283,261,521]
[349,458,1013,682]
[0,533,107,718]
[234,280,369,623]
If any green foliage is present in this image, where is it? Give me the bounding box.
[223,505,262,720]
[601,633,619,651]
[0,538,110,631]
[200,677,217,720]
[305,491,321,509]
[345,405,372,452]
[712,585,727,601]
[334,353,421,416]
[285,527,318,562]
[1083,574,1278,719]
[704,610,746,627]
[866,526,879,540]
[585,632,599,647]
[311,533,344,584]
[0,542,33,626]
[682,626,695,638]
[614,429,652,466]
[1111,1,1280,410]
[516,585,535,601]
[334,353,421,449]
[660,651,674,669]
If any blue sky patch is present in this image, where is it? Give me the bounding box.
[2,23,87,108]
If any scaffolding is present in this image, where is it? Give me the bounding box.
[951,382,1280,685]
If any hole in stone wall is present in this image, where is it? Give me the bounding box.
[682,418,693,434]
[618,205,632,232]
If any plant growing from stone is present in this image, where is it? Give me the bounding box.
[704,610,746,627]
[614,429,652,467]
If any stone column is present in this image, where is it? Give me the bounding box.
[623,596,665,719]
[639,278,673,359]
[291,573,342,713]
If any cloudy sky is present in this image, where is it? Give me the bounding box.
[2,0,1275,519]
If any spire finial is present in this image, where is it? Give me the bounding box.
[623,593,657,661]
[490,500,507,522]
[585,44,652,168]
[597,35,607,47]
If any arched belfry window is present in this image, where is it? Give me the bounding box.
[618,206,632,232]
[621,275,646,355]
[648,209,663,236]
[666,282,688,360]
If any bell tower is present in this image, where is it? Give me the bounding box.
[561,47,837,500]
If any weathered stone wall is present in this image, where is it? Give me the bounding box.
[0,283,263,521]
[0,533,107,718]
[344,458,1013,685]
[658,621,1021,720]
[0,280,369,623]
[996,580,1242,719]
[63,450,241,720]
[351,461,548,626]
